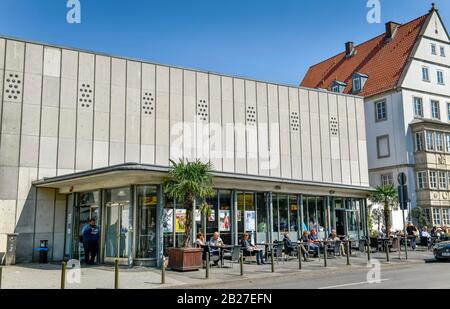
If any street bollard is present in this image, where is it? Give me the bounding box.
[161,256,166,284]
[346,242,351,266]
[239,252,244,276]
[205,255,210,279]
[0,266,3,289]
[404,236,408,261]
[297,246,302,270]
[271,246,275,273]
[60,261,66,289]
[114,259,119,289]
[385,242,390,262]
[367,241,371,262]
[323,243,328,267]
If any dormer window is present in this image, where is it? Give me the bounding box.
[352,73,368,94]
[331,80,347,93]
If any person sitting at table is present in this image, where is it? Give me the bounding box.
[195,232,209,264]
[209,231,224,266]
[301,231,319,258]
[282,232,295,256]
[420,226,431,239]
[328,229,345,256]
[241,233,265,265]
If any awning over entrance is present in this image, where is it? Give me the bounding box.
[32,163,373,197]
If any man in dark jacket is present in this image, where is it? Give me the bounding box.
[83,218,100,265]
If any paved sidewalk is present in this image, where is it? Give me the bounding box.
[1,250,435,289]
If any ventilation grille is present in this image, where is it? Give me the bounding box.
[197,99,208,121]
[330,116,339,136]
[4,72,23,103]
[142,92,155,116]
[79,83,93,109]
[290,111,300,132]
[246,106,256,126]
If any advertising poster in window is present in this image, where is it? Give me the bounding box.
[162,209,173,233]
[244,211,256,231]
[195,209,201,222]
[175,209,187,233]
[208,210,216,222]
[219,210,231,232]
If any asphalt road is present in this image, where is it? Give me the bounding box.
[200,260,450,289]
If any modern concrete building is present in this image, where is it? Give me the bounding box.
[0,34,370,266]
[302,4,450,229]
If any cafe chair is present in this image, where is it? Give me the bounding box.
[222,245,242,268]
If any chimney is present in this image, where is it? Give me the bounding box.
[345,42,354,57]
[385,21,400,40]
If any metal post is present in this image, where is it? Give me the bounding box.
[205,254,210,279]
[60,261,66,289]
[297,246,302,270]
[323,242,327,267]
[367,239,371,262]
[161,256,166,284]
[0,266,2,289]
[346,241,351,266]
[239,252,244,276]
[271,245,274,273]
[385,242,390,262]
[114,259,119,289]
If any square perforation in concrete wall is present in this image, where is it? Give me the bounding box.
[197,99,208,121]
[4,71,23,102]
[78,83,93,109]
[330,116,339,136]
[246,106,256,126]
[142,91,154,116]
[290,111,300,132]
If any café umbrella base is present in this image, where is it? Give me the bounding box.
[167,247,203,271]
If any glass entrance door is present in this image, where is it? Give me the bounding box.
[104,188,132,265]
[335,209,360,240]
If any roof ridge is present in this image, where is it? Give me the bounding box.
[306,13,429,70]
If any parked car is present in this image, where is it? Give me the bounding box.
[433,241,450,261]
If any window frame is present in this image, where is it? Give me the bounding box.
[376,135,390,159]
[429,171,438,189]
[431,43,437,55]
[439,171,448,189]
[380,173,393,186]
[436,132,444,152]
[415,131,424,152]
[374,99,387,122]
[437,70,445,85]
[413,96,424,118]
[426,131,435,151]
[417,171,428,189]
[431,100,441,120]
[432,208,442,226]
[440,46,446,57]
[422,66,430,82]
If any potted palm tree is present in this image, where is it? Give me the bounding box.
[369,185,398,236]
[163,159,215,271]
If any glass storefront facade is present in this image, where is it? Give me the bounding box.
[64,185,367,267]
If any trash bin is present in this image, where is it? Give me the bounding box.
[5,233,19,265]
[38,240,49,264]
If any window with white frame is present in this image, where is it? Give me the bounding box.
[436,132,444,152]
[415,132,424,152]
[442,208,450,226]
[431,43,437,55]
[431,100,440,119]
[439,171,447,189]
[446,134,450,153]
[440,46,446,57]
[414,97,423,117]
[426,131,434,151]
[437,70,445,85]
[447,172,450,189]
[417,171,427,189]
[432,208,442,226]
[422,67,430,82]
[381,174,393,186]
[375,100,387,121]
[448,103,450,122]
[429,171,438,189]
[353,78,361,92]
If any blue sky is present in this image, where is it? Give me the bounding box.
[0,0,448,85]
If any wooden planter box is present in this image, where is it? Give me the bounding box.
[167,247,203,271]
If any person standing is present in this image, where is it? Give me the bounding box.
[81,222,91,264]
[83,218,100,265]
[406,222,418,251]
